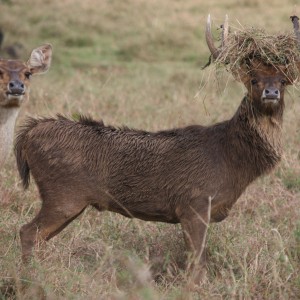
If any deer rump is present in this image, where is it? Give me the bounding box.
[15,114,247,224]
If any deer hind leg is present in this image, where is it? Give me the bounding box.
[20,200,87,263]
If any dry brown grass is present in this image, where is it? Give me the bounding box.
[0,0,300,299]
[215,28,300,82]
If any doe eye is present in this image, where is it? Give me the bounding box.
[251,79,258,85]
[24,71,32,79]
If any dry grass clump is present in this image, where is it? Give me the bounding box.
[216,27,300,81]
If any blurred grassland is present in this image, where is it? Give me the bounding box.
[0,0,300,299]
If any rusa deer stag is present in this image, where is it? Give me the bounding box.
[15,16,299,280]
[0,44,52,172]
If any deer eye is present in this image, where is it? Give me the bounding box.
[24,71,32,79]
[251,79,258,85]
[281,79,286,85]
[0,70,3,78]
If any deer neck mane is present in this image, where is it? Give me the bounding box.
[227,95,283,179]
[235,95,283,152]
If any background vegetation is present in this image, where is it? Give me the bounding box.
[0,0,299,299]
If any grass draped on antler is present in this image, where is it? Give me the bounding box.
[214,27,300,82]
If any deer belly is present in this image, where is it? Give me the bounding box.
[107,201,179,223]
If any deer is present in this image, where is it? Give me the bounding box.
[0,29,25,59]
[0,44,52,173]
[15,16,299,281]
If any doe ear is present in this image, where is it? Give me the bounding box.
[27,44,52,75]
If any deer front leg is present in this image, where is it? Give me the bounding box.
[180,213,208,281]
[179,199,212,284]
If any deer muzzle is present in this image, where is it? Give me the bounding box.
[5,79,26,105]
[261,88,280,104]
[7,80,26,96]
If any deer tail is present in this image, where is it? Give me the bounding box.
[14,117,40,189]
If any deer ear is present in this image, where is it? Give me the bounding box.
[27,44,52,75]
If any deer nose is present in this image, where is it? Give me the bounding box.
[263,87,280,99]
[8,80,25,95]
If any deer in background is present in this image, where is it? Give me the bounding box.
[15,16,299,281]
[0,44,52,172]
[0,29,25,60]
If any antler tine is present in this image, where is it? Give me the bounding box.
[290,15,300,48]
[222,15,229,48]
[205,14,229,61]
[205,14,220,60]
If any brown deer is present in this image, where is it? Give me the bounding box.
[15,16,299,280]
[0,29,25,59]
[0,44,52,172]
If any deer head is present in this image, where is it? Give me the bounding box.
[0,44,52,171]
[0,44,52,108]
[205,15,300,116]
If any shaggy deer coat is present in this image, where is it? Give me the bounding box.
[15,62,287,268]
[15,16,297,280]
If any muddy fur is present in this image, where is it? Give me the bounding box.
[15,61,290,282]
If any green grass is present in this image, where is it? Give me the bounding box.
[0,0,300,299]
[282,171,300,192]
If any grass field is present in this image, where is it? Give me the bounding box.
[0,0,300,299]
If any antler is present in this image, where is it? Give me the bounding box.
[291,15,300,49]
[205,14,229,60]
